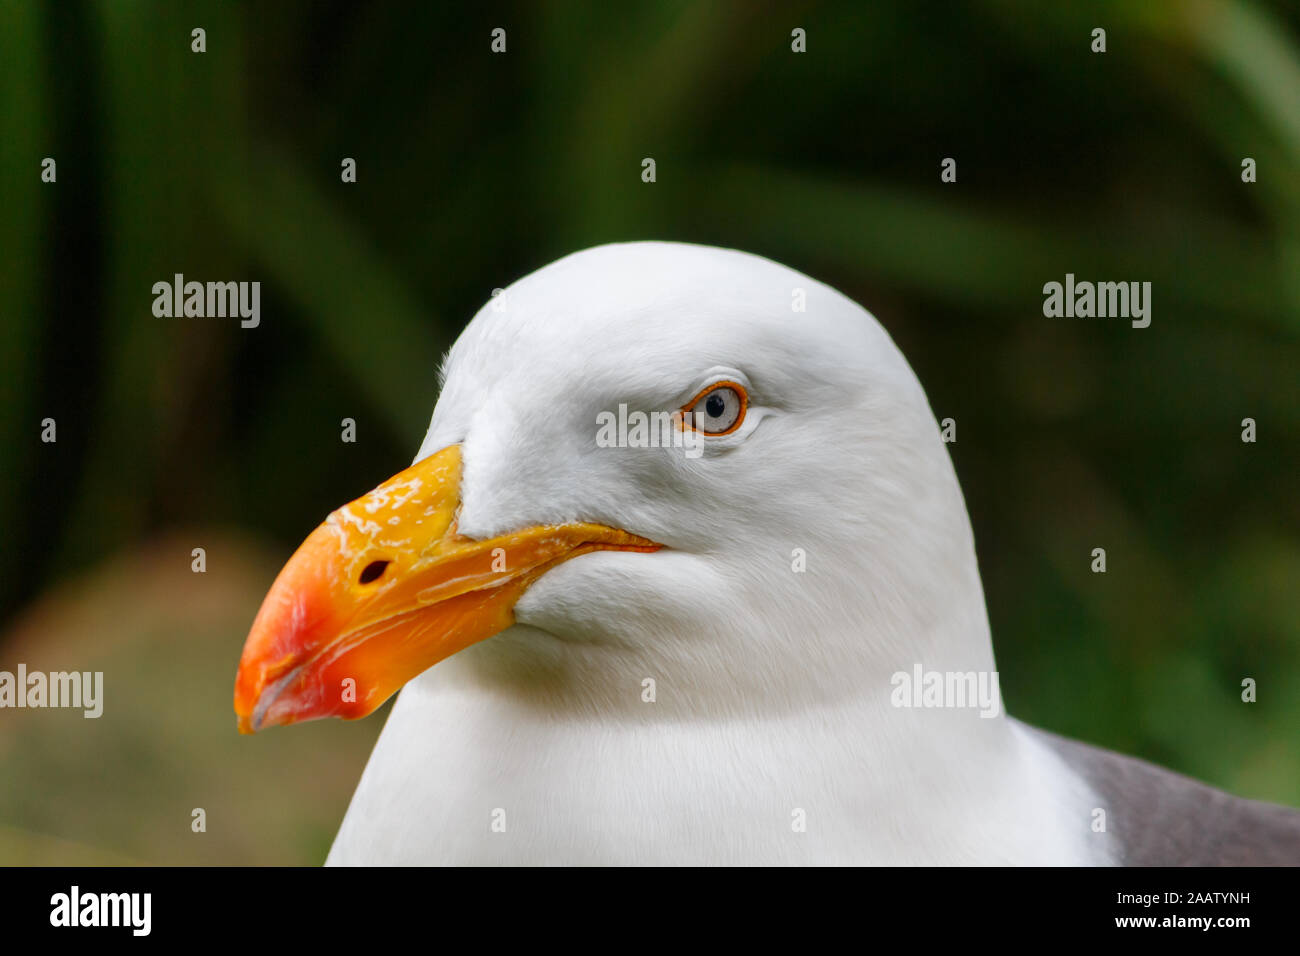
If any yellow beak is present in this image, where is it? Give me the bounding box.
[233,445,660,733]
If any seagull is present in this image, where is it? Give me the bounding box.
[234,241,1300,865]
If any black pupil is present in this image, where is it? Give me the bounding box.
[705,392,727,419]
[359,560,390,584]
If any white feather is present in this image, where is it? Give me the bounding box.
[327,242,1112,865]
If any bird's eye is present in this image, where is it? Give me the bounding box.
[683,382,747,436]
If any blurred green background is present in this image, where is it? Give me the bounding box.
[1,0,1297,864]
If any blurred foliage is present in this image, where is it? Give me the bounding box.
[1,0,1298,862]
[0,534,381,863]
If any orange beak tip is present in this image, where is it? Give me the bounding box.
[232,444,662,733]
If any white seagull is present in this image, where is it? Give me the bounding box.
[234,241,1300,865]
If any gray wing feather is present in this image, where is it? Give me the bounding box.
[1027,724,1300,865]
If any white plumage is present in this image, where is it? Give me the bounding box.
[325,242,1114,865]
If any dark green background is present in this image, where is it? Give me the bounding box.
[1,1,1297,863]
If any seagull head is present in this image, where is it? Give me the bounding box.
[234,242,989,732]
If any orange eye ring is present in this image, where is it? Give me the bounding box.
[678,380,749,436]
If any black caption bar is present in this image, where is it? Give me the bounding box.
[0,866,1292,943]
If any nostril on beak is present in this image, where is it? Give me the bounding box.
[358,560,390,584]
